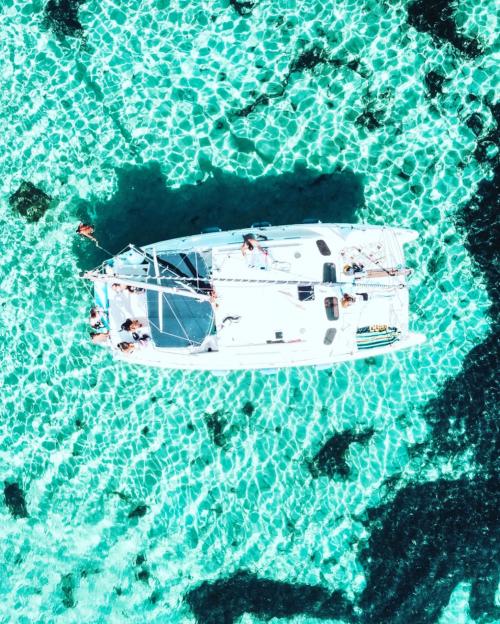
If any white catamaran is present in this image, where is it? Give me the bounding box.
[83,223,425,372]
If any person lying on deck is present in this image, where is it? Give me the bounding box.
[111,283,145,294]
[117,341,135,353]
[121,318,144,332]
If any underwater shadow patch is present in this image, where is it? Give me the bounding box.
[185,571,354,624]
[308,429,374,479]
[75,162,364,269]
[43,0,87,39]
[359,476,500,624]
[407,0,482,58]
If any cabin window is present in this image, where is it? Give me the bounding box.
[316,240,331,256]
[324,328,337,345]
[298,285,315,301]
[324,297,339,321]
[323,262,337,283]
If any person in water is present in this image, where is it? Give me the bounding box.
[76,223,97,243]
[241,234,267,257]
[121,318,144,332]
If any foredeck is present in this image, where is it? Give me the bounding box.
[210,229,409,356]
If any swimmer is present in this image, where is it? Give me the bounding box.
[76,223,97,243]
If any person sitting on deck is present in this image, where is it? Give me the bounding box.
[117,341,135,353]
[90,331,110,344]
[89,306,105,329]
[343,263,364,276]
[241,234,268,257]
[341,293,356,308]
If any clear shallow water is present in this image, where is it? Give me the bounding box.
[1,1,498,623]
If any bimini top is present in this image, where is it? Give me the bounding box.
[145,251,214,348]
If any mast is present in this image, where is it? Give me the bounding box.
[82,271,211,302]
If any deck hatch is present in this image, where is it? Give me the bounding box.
[324,328,337,345]
[323,262,337,283]
[298,284,315,301]
[324,297,339,320]
[316,239,331,256]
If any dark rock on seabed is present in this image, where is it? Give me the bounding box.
[44,0,87,39]
[4,482,28,518]
[228,0,258,17]
[407,0,482,58]
[185,571,354,624]
[358,477,500,624]
[308,429,375,479]
[9,181,51,222]
[424,70,446,99]
[128,504,148,519]
[205,411,229,448]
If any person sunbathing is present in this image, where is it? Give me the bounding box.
[120,318,144,332]
[111,283,145,294]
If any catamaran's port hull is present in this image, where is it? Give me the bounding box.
[111,332,426,373]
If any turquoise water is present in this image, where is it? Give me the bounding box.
[1,1,498,623]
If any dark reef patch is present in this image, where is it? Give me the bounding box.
[308,429,374,479]
[407,0,482,58]
[358,477,500,624]
[44,0,87,39]
[289,45,329,74]
[185,571,354,624]
[9,181,52,223]
[466,113,483,136]
[4,482,28,519]
[60,573,76,608]
[242,401,255,416]
[75,162,363,270]
[205,411,229,448]
[458,130,499,319]
[421,330,499,472]
[424,70,446,99]
[128,504,148,519]
[356,109,383,131]
[473,101,500,165]
[228,0,258,17]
